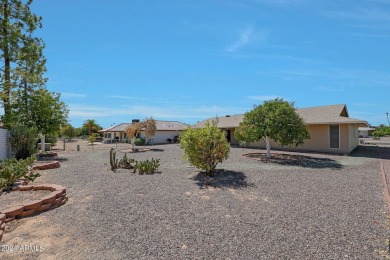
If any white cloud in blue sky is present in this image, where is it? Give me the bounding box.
[226,26,254,53]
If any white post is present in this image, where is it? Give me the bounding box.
[41,134,46,152]
[265,136,271,159]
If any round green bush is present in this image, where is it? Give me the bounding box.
[134,138,145,146]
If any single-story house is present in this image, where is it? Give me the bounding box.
[100,120,188,144]
[195,104,368,154]
[358,127,376,138]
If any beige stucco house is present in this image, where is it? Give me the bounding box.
[100,120,188,144]
[195,104,368,154]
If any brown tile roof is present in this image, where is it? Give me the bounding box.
[194,104,368,128]
[100,120,188,132]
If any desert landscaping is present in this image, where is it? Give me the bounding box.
[1,140,389,259]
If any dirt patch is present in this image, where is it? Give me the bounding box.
[0,215,72,259]
[0,190,51,209]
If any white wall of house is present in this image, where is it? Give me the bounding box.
[0,129,10,160]
[141,130,181,144]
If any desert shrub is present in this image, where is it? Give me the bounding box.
[109,149,159,174]
[133,158,160,175]
[0,156,40,191]
[119,153,135,169]
[9,126,38,160]
[372,126,390,139]
[180,120,230,176]
[134,138,145,146]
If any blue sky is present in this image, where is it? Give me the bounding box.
[28,0,390,128]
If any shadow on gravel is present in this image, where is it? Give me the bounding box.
[192,170,255,189]
[243,153,343,169]
[38,157,68,162]
[349,145,380,159]
[149,148,164,152]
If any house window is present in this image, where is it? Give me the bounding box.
[329,125,340,149]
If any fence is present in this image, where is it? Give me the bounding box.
[0,128,10,160]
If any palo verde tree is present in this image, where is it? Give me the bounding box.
[10,88,68,152]
[144,117,157,145]
[0,0,46,127]
[180,120,230,176]
[235,98,310,159]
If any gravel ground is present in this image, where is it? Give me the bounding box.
[0,144,388,259]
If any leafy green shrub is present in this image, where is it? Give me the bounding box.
[45,133,58,146]
[372,126,390,139]
[10,126,38,160]
[0,156,40,191]
[134,138,145,146]
[133,158,160,175]
[180,121,230,176]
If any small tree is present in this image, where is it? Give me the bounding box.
[88,135,96,149]
[9,88,68,152]
[125,122,142,150]
[144,117,157,145]
[180,120,230,176]
[235,98,310,159]
[9,126,38,160]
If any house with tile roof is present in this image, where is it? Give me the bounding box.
[195,104,367,154]
[100,120,188,144]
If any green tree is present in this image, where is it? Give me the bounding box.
[235,98,310,159]
[180,120,230,176]
[60,123,76,138]
[0,0,45,127]
[10,88,68,151]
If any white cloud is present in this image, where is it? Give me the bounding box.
[68,104,243,121]
[225,26,268,53]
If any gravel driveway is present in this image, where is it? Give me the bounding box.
[1,144,388,259]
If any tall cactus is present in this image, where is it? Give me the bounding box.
[110,148,119,172]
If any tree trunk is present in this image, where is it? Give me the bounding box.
[2,1,11,124]
[41,134,46,152]
[131,138,135,150]
[265,136,271,159]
